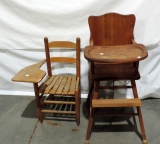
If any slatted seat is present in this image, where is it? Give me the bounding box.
[39,75,78,95]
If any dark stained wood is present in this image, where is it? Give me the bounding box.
[88,13,135,46]
[84,44,148,63]
[85,13,147,144]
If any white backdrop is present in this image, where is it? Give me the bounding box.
[0,0,160,99]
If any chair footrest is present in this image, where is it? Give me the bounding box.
[92,98,142,108]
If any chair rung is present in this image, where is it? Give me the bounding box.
[92,98,142,108]
[43,100,75,105]
[41,109,76,114]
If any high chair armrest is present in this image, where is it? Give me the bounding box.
[12,59,46,83]
[131,39,137,44]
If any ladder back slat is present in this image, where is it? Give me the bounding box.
[50,57,76,63]
[49,41,76,48]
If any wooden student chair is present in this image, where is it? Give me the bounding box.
[84,13,147,144]
[12,37,81,126]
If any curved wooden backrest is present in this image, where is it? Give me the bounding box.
[88,13,135,46]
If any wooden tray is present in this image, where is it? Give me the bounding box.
[84,44,148,63]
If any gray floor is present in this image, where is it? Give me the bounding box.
[0,95,160,144]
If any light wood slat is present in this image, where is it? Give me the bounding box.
[39,76,55,93]
[56,76,67,94]
[75,77,80,90]
[50,57,76,63]
[68,76,76,95]
[41,109,76,114]
[39,76,50,90]
[62,76,72,94]
[49,41,76,48]
[44,76,59,93]
[43,100,75,104]
[39,76,50,93]
[92,98,142,108]
[49,76,63,94]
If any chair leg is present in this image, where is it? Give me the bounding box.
[75,90,80,126]
[137,107,147,144]
[86,80,94,106]
[85,107,94,144]
[131,80,147,143]
[85,81,99,144]
[33,83,43,123]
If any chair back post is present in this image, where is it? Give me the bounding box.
[44,37,52,76]
[76,37,81,79]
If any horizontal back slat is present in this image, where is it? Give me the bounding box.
[50,57,76,63]
[49,41,76,48]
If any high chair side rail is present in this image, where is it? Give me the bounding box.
[12,59,46,83]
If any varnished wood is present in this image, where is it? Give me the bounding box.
[12,59,46,83]
[85,13,147,143]
[88,13,135,46]
[48,41,76,48]
[42,37,81,125]
[39,75,77,95]
[84,44,148,63]
[12,37,81,126]
[41,109,76,114]
[92,98,142,108]
[43,100,75,104]
[50,57,76,63]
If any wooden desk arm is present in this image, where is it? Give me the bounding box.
[12,59,46,83]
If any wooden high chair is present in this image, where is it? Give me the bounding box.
[12,37,81,126]
[84,13,147,144]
